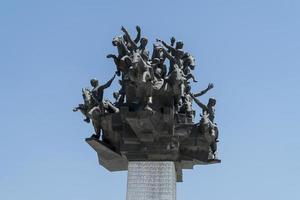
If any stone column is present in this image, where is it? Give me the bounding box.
[126,161,176,200]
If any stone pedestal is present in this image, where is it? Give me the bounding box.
[126,161,176,200]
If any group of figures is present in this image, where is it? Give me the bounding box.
[74,26,219,159]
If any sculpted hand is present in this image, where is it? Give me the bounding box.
[136,25,141,32]
[106,54,114,58]
[207,83,214,90]
[170,37,176,45]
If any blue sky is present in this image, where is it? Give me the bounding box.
[0,0,299,199]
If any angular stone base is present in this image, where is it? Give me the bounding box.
[126,161,176,200]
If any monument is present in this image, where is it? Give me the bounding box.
[74,26,220,200]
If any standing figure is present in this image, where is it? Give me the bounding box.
[191,93,218,159]
[90,74,116,105]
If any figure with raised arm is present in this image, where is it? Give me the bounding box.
[155,44,186,111]
[191,93,218,159]
[90,74,116,105]
[121,26,150,61]
[156,38,184,74]
[194,83,214,97]
[123,25,141,52]
[87,74,116,139]
[106,33,132,76]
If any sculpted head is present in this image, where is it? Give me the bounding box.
[208,98,216,106]
[183,53,195,69]
[112,36,123,46]
[131,51,142,64]
[90,78,99,87]
[175,41,184,49]
[154,68,163,78]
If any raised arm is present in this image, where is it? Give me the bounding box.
[194,83,214,97]
[190,93,208,112]
[170,36,176,47]
[133,26,141,44]
[156,39,176,54]
[100,74,116,90]
[161,47,176,63]
[121,26,138,50]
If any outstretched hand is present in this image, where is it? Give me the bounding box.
[106,54,114,59]
[156,39,162,43]
[170,36,176,44]
[207,83,214,90]
[136,25,141,32]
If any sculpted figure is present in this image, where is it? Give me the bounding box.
[90,74,116,105]
[87,100,120,140]
[121,26,150,61]
[107,36,131,76]
[129,52,153,83]
[86,74,116,139]
[156,38,184,73]
[191,93,218,159]
[113,91,123,108]
[151,44,166,64]
[152,67,165,91]
[151,57,167,79]
[102,99,120,114]
[88,106,103,139]
[159,46,186,110]
[179,84,194,118]
[127,51,154,111]
[182,52,197,82]
[180,83,214,118]
[123,25,141,52]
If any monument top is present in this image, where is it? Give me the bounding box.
[73,26,220,182]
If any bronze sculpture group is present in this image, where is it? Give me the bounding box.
[74,26,220,180]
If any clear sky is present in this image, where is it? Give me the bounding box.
[0,0,299,199]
